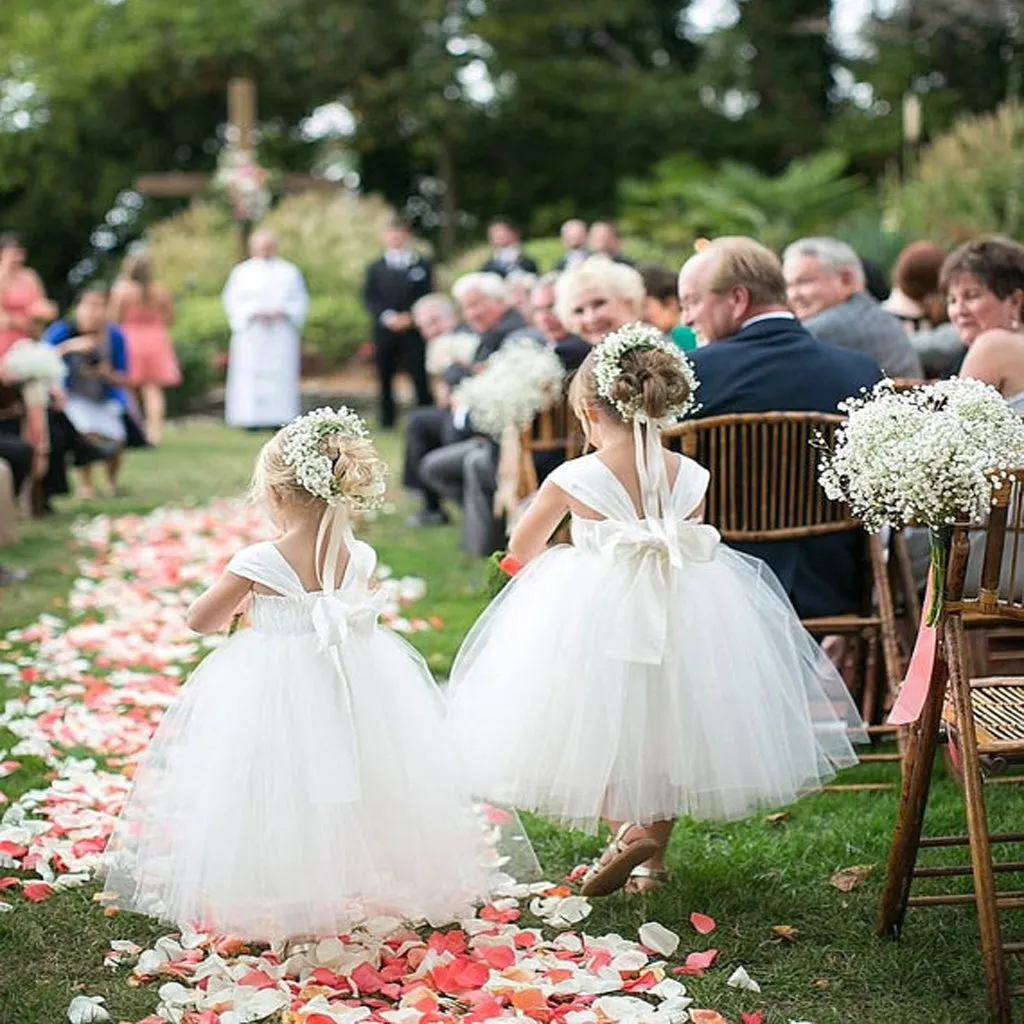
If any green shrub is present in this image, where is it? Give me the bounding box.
[884,101,1024,246]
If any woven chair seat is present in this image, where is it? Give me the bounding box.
[942,679,1024,751]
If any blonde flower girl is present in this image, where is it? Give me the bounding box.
[447,324,867,897]
[104,407,519,942]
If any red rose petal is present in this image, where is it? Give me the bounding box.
[690,912,717,934]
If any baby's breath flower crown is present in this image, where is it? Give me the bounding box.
[594,322,699,421]
[280,406,387,510]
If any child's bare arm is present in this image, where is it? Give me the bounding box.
[186,571,253,633]
[508,481,571,563]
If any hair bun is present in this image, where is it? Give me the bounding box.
[323,433,388,507]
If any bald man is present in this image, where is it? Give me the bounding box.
[222,232,309,429]
[678,236,881,618]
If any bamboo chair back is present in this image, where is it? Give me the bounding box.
[947,470,1024,622]
[662,412,858,541]
[516,398,585,500]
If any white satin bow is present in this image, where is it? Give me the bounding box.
[310,588,389,654]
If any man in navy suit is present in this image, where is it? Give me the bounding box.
[678,236,883,618]
[479,219,539,278]
[362,219,434,428]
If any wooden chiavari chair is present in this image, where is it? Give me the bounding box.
[877,469,1024,1024]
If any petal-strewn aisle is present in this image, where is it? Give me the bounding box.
[0,503,756,1024]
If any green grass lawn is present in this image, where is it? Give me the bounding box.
[0,419,1014,1023]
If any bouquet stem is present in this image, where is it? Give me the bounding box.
[925,526,952,627]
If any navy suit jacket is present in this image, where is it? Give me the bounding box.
[688,316,883,617]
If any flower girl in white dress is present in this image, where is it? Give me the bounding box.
[447,324,867,897]
[105,407,511,941]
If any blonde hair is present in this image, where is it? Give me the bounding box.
[569,343,692,427]
[703,236,788,305]
[122,249,153,301]
[554,256,645,329]
[250,426,385,513]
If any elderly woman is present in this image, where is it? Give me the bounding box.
[554,256,646,345]
[941,235,1024,412]
[43,285,136,498]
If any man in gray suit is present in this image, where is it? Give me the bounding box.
[783,237,923,380]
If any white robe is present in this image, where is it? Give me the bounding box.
[221,257,309,428]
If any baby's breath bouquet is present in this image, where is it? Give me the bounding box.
[453,337,566,439]
[818,378,1024,624]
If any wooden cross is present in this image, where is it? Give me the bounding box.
[135,77,336,257]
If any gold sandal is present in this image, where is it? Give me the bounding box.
[580,823,660,898]
[624,863,670,895]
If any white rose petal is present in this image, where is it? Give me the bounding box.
[67,995,111,1024]
[727,965,761,993]
[638,921,680,958]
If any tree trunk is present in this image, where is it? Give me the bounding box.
[436,137,457,260]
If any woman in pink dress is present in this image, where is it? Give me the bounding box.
[0,233,50,359]
[110,250,181,445]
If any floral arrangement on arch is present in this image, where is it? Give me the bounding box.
[817,377,1024,623]
[211,148,275,224]
[454,337,566,440]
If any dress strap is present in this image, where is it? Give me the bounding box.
[226,543,307,598]
[546,457,636,520]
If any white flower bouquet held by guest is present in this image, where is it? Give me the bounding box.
[103,405,534,941]
[817,376,1024,623]
[448,322,866,900]
[0,337,65,407]
[453,336,566,439]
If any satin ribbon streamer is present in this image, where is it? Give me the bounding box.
[603,417,720,665]
[887,568,938,725]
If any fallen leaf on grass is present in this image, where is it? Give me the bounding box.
[727,966,761,993]
[813,978,831,989]
[765,811,790,824]
[689,912,716,934]
[771,925,800,942]
[829,864,874,892]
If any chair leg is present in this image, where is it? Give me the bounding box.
[876,655,949,938]
[947,616,1012,1024]
[870,533,906,717]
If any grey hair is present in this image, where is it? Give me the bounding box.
[412,292,457,320]
[783,237,865,286]
[452,271,508,304]
[554,255,645,327]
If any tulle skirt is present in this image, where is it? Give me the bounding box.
[447,545,867,832]
[105,627,504,940]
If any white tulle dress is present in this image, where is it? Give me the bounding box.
[105,533,517,941]
[448,449,868,832]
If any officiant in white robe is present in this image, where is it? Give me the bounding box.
[222,231,309,429]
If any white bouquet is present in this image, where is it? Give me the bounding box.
[425,330,479,376]
[1,338,66,407]
[454,336,566,440]
[818,377,1024,622]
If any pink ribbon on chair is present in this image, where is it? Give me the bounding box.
[887,570,938,725]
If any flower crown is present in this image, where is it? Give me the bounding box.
[594,322,699,421]
[280,406,387,509]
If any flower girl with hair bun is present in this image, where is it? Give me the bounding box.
[104,407,523,942]
[448,324,867,897]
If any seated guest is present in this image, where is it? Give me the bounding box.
[554,219,590,271]
[554,256,646,345]
[679,236,882,618]
[462,276,590,557]
[43,285,136,499]
[479,218,538,277]
[402,273,526,527]
[588,221,633,266]
[638,263,697,351]
[783,237,923,380]
[506,269,539,322]
[886,240,965,379]
[413,293,477,407]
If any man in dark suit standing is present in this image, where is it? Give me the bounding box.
[678,236,882,618]
[479,218,538,278]
[362,219,434,428]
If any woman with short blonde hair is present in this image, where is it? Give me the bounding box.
[554,257,645,345]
